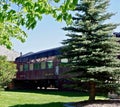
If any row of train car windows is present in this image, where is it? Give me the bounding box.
[19,61,53,71]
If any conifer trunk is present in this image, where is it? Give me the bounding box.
[89,81,96,101]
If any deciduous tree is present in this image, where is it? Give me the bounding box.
[0,56,17,88]
[0,0,78,48]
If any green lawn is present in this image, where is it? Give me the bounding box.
[0,90,106,107]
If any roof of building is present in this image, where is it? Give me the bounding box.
[0,46,20,61]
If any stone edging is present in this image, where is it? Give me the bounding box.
[64,103,75,107]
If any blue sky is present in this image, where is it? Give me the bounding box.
[12,0,120,54]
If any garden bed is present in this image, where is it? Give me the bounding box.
[75,100,120,107]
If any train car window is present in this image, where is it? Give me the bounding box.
[41,62,46,69]
[34,63,40,70]
[20,65,23,71]
[23,64,29,71]
[47,60,53,69]
[61,58,68,63]
[29,63,33,71]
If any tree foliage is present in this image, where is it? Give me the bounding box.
[62,0,120,100]
[0,0,78,48]
[0,56,17,87]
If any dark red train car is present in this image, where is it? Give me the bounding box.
[13,47,69,90]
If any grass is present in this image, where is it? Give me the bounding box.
[0,90,106,107]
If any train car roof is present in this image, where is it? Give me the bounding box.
[113,32,120,37]
[15,47,63,62]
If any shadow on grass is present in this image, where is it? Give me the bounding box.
[9,102,64,107]
[6,89,89,97]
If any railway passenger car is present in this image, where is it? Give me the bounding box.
[10,32,120,90]
[13,47,69,90]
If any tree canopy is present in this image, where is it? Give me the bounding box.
[0,0,78,48]
[62,0,120,101]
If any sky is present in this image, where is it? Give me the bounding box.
[12,0,120,54]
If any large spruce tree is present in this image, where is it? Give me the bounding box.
[62,0,120,101]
